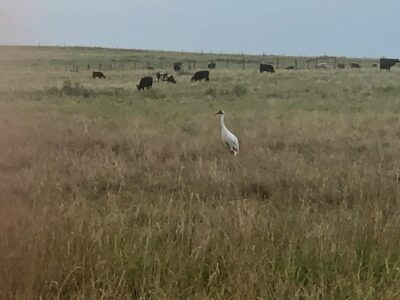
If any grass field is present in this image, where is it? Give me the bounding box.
[2,46,400,299]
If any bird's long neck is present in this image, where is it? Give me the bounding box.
[220,115,227,131]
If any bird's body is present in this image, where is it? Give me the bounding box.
[216,110,239,155]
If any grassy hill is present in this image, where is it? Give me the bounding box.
[0,45,379,72]
[1,46,400,299]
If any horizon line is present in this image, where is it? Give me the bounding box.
[0,43,389,60]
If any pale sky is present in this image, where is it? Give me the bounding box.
[1,0,399,58]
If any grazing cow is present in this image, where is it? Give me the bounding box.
[156,71,166,82]
[372,63,378,67]
[173,62,183,72]
[316,62,328,70]
[286,66,294,70]
[259,64,275,73]
[380,58,400,71]
[156,72,176,83]
[165,74,176,84]
[208,62,216,69]
[136,76,153,91]
[337,63,345,69]
[191,70,210,82]
[92,71,106,79]
[349,62,361,69]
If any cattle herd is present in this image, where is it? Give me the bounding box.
[90,58,400,91]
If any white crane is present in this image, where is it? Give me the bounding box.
[215,110,239,156]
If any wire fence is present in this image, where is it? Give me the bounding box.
[59,53,377,73]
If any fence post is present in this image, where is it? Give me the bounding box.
[242,53,245,70]
[334,57,337,70]
[193,59,196,69]
[295,58,298,70]
[276,57,279,69]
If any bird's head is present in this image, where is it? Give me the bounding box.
[215,110,224,115]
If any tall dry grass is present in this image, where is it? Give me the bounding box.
[2,46,400,299]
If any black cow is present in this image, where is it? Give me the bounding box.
[259,64,275,73]
[372,63,378,67]
[380,58,400,71]
[208,62,216,69]
[92,71,106,79]
[349,62,361,69]
[173,62,183,72]
[191,70,210,82]
[137,76,153,91]
[338,63,345,69]
[285,66,294,70]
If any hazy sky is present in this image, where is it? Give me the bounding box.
[1,0,399,58]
